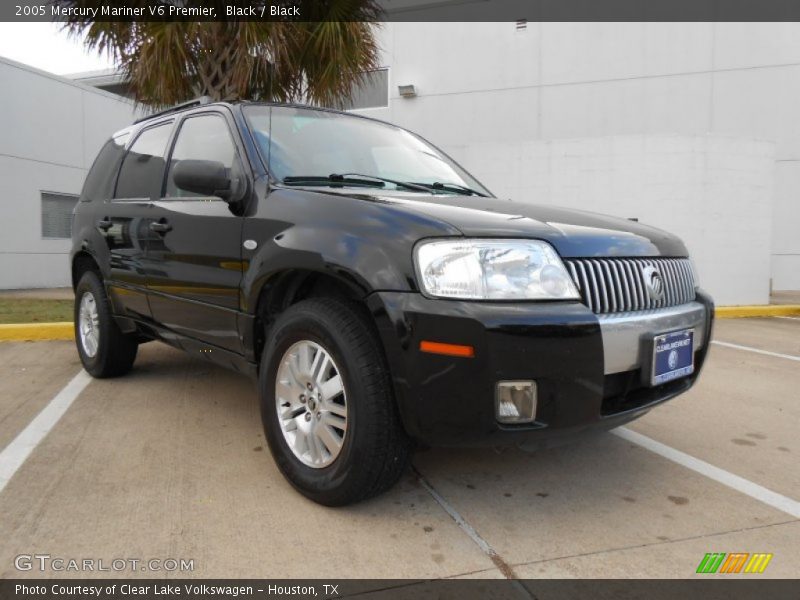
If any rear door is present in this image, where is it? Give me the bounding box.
[145,111,246,353]
[101,121,173,320]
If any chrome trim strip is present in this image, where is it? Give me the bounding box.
[599,301,707,375]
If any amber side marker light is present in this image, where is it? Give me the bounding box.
[419,340,475,358]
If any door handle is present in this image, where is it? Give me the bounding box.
[97,218,112,231]
[150,219,172,234]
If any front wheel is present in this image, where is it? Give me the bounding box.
[74,271,138,378]
[259,298,410,506]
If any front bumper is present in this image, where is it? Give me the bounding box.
[367,289,714,447]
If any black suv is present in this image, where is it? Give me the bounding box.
[71,100,714,505]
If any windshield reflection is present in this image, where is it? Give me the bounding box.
[244,106,491,196]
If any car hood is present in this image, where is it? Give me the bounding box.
[305,188,688,258]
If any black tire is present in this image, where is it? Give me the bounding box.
[74,270,138,378]
[259,298,410,506]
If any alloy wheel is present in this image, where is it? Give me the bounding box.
[275,340,348,468]
[78,291,100,358]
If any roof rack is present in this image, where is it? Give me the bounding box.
[133,96,213,124]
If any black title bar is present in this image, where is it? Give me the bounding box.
[7,0,800,22]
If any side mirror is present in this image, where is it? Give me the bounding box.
[172,159,233,201]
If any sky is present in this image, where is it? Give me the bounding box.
[0,22,114,75]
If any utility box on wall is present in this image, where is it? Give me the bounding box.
[446,135,775,306]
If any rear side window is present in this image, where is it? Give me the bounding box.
[165,114,243,198]
[115,123,172,199]
[80,133,129,202]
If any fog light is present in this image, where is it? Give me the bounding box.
[495,381,537,424]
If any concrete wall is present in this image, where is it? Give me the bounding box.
[0,57,136,289]
[360,23,800,297]
[4,23,799,301]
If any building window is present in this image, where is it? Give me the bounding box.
[41,192,79,239]
[343,68,389,110]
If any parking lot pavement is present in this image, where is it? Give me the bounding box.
[513,521,800,578]
[0,318,798,580]
[414,438,793,577]
[0,342,495,579]
[627,341,799,499]
[712,317,800,356]
[0,341,81,450]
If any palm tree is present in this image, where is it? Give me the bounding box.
[55,0,382,108]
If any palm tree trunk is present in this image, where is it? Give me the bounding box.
[194,25,241,101]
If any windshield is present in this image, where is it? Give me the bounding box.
[243,105,492,196]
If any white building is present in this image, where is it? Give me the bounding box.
[353,22,800,305]
[3,23,800,305]
[0,57,135,289]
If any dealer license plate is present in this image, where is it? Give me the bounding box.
[651,329,695,386]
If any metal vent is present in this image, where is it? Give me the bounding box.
[565,258,696,314]
[516,19,528,30]
[41,192,79,239]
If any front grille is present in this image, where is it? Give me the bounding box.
[565,257,696,314]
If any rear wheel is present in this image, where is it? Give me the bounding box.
[74,271,138,378]
[259,298,410,506]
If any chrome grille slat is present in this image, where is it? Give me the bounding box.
[622,259,640,308]
[565,257,696,315]
[669,259,680,305]
[664,260,675,306]
[616,260,632,311]
[642,259,655,310]
[585,262,598,312]
[676,261,688,302]
[679,260,693,303]
[600,260,617,313]
[608,260,624,311]
[593,261,610,313]
[676,261,688,303]
[625,259,645,308]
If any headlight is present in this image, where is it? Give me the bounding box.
[414,239,580,300]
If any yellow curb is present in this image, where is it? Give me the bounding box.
[0,322,74,342]
[715,305,800,319]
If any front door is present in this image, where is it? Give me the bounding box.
[145,111,245,354]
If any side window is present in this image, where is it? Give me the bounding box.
[166,114,243,199]
[81,132,129,202]
[114,124,172,199]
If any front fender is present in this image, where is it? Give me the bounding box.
[240,187,461,313]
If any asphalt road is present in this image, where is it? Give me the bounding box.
[0,317,798,579]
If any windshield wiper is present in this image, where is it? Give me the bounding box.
[416,181,488,197]
[335,173,434,192]
[282,173,431,193]
[282,175,384,188]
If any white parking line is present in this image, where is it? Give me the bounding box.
[711,340,800,362]
[613,427,800,519]
[0,370,92,494]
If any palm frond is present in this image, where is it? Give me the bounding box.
[56,0,383,108]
